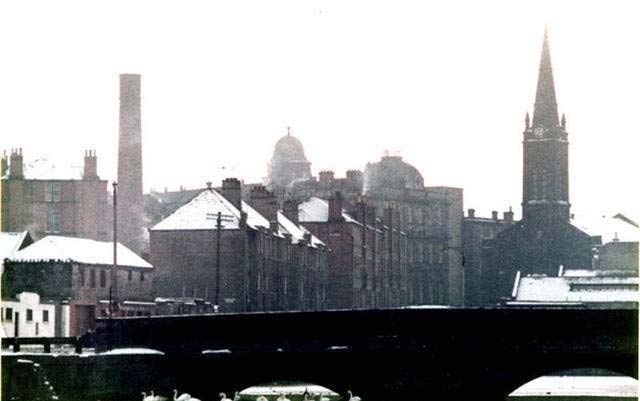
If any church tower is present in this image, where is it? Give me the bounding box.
[522,27,570,225]
[117,74,144,255]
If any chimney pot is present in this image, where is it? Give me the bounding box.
[492,210,498,220]
[467,208,476,218]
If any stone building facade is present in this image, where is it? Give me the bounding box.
[461,208,514,306]
[149,179,328,313]
[1,149,108,242]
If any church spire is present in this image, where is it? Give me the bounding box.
[532,26,559,129]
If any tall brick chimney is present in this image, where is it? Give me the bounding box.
[117,74,144,254]
[282,199,299,225]
[9,148,23,179]
[328,191,344,222]
[220,178,242,211]
[83,149,98,180]
[248,185,279,222]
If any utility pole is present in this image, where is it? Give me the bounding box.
[215,211,222,307]
[111,181,118,315]
[206,209,233,312]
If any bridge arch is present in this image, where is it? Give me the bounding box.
[507,368,638,400]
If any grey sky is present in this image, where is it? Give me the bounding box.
[1,0,638,219]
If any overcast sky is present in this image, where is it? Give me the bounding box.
[1,0,638,220]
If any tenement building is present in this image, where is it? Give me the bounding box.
[1,149,108,242]
[294,193,409,309]
[149,179,327,313]
[481,29,593,304]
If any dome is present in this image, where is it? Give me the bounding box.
[363,155,425,193]
[271,132,309,164]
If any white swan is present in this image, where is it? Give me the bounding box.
[220,392,233,401]
[256,396,269,401]
[142,392,154,401]
[233,391,241,401]
[276,393,290,401]
[346,391,361,401]
[173,389,191,401]
[151,390,168,401]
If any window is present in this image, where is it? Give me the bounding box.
[43,310,49,323]
[5,308,12,322]
[99,270,106,288]
[90,269,96,288]
[45,182,61,202]
[45,210,60,233]
[79,268,85,286]
[26,309,33,322]
[128,270,132,282]
[140,271,145,282]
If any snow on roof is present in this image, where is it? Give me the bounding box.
[0,232,29,264]
[151,189,272,232]
[240,384,338,396]
[8,236,152,268]
[2,157,84,180]
[513,273,639,304]
[510,375,638,397]
[298,197,360,225]
[98,348,164,356]
[571,214,640,244]
[276,212,324,247]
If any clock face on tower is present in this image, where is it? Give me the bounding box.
[533,126,545,137]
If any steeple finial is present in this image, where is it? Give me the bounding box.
[287,126,291,136]
[525,112,530,129]
[561,113,566,129]
[532,26,559,129]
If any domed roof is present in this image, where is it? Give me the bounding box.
[271,129,309,164]
[363,155,424,193]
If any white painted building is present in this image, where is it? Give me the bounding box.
[1,292,67,337]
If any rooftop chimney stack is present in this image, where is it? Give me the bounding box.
[9,148,23,179]
[220,178,242,211]
[328,191,344,222]
[504,207,514,223]
[117,74,144,255]
[83,149,98,180]
[282,199,299,225]
[492,210,499,220]
[1,150,8,177]
[248,185,279,222]
[467,208,476,218]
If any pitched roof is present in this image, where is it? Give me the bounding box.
[0,232,30,263]
[150,189,271,231]
[298,197,360,225]
[571,214,640,244]
[8,236,152,268]
[276,211,324,248]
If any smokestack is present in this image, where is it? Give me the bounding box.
[117,74,144,254]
